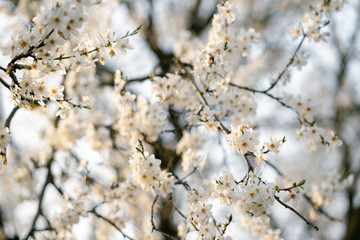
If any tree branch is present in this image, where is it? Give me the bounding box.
[150,195,179,240]
[274,195,319,231]
[263,34,307,93]
[5,107,19,130]
[89,209,134,240]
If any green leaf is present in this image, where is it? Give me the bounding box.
[310,120,316,126]
[298,179,306,186]
[224,41,228,51]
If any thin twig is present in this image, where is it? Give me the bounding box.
[229,82,292,109]
[0,77,10,90]
[211,216,221,234]
[50,182,65,196]
[177,62,229,134]
[243,152,255,173]
[266,161,285,176]
[274,195,319,231]
[5,107,19,129]
[170,198,201,231]
[267,161,340,221]
[24,158,54,240]
[181,167,197,181]
[89,210,134,240]
[263,34,307,92]
[150,195,179,240]
[173,172,192,191]
[150,194,159,232]
[125,76,150,84]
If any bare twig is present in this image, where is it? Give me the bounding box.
[181,167,197,181]
[229,82,292,109]
[150,195,179,240]
[274,195,319,231]
[267,160,340,221]
[170,198,199,231]
[24,157,54,240]
[243,152,255,173]
[211,216,221,234]
[0,77,10,90]
[5,107,19,130]
[150,194,159,232]
[263,34,307,92]
[172,172,192,191]
[89,210,134,240]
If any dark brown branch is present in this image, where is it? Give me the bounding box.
[8,29,54,66]
[274,195,319,231]
[189,0,218,35]
[150,194,159,232]
[24,157,54,240]
[263,34,307,93]
[0,77,10,90]
[125,76,151,84]
[150,195,179,239]
[267,160,341,221]
[169,197,200,232]
[143,0,174,73]
[241,152,256,173]
[266,161,285,176]
[5,107,19,130]
[229,82,292,109]
[180,167,197,182]
[5,29,54,87]
[173,173,192,191]
[89,210,134,240]
[50,182,64,197]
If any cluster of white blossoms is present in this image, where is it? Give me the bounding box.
[212,170,237,205]
[237,172,275,217]
[113,91,167,145]
[297,125,342,150]
[129,142,175,197]
[290,0,344,42]
[153,73,200,111]
[187,202,216,239]
[129,148,162,191]
[4,0,134,115]
[153,0,259,134]
[286,95,315,122]
[212,170,306,218]
[226,124,260,155]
